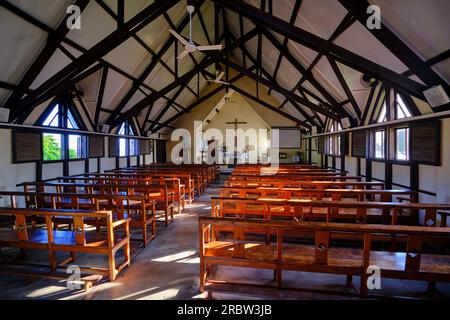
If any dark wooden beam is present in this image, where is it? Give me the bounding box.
[10,0,181,121]
[15,62,106,124]
[213,0,427,99]
[402,49,450,77]
[227,31,321,127]
[269,0,302,95]
[339,0,449,95]
[238,14,246,69]
[94,67,109,128]
[110,28,260,129]
[117,0,124,28]
[277,13,356,115]
[147,85,186,133]
[360,85,376,125]
[326,55,361,119]
[103,3,202,125]
[75,89,95,130]
[3,0,91,112]
[150,85,228,134]
[262,30,345,117]
[201,67,311,129]
[226,60,339,120]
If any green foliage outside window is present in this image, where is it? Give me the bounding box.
[68,149,77,159]
[43,134,62,161]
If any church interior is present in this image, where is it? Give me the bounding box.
[0,0,449,301]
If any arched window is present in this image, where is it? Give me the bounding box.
[37,99,87,161]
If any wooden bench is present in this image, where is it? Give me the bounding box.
[219,186,416,203]
[224,180,384,190]
[229,175,363,182]
[199,217,450,298]
[110,168,203,197]
[98,172,196,204]
[0,207,130,281]
[18,181,175,227]
[0,191,157,247]
[58,175,186,214]
[211,197,450,226]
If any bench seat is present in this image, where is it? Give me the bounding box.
[204,240,450,274]
[0,228,125,249]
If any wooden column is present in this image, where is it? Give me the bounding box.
[385,162,393,189]
[365,159,372,181]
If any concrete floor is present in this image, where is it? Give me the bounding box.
[0,176,449,300]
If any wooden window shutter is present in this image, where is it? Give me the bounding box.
[410,121,440,165]
[352,131,366,157]
[89,136,104,158]
[318,136,325,155]
[108,137,119,157]
[13,130,42,163]
[139,140,151,155]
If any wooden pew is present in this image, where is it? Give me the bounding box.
[57,175,185,215]
[199,216,450,298]
[211,197,450,226]
[0,191,157,247]
[18,181,175,226]
[228,174,362,182]
[77,172,195,204]
[0,207,130,281]
[224,180,384,190]
[110,168,203,198]
[219,186,416,202]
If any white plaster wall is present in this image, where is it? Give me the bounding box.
[345,156,357,176]
[89,158,98,172]
[392,164,410,187]
[372,161,385,181]
[360,158,366,176]
[69,161,85,176]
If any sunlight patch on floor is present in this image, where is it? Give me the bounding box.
[151,250,197,262]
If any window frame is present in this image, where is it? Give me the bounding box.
[38,100,89,163]
[394,127,410,162]
[117,121,139,158]
[372,129,386,160]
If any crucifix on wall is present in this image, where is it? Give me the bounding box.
[226,118,247,164]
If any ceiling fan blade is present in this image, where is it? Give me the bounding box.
[216,72,225,81]
[177,50,190,60]
[197,44,223,51]
[169,29,189,46]
[216,80,230,85]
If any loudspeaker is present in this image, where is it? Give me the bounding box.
[311,126,318,134]
[423,85,450,108]
[341,117,351,129]
[101,124,110,133]
[0,107,10,122]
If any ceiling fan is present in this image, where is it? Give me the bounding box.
[169,4,223,60]
[206,71,230,85]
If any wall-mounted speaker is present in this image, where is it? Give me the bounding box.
[341,117,351,129]
[423,85,450,108]
[101,124,110,133]
[0,107,10,122]
[311,126,318,134]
